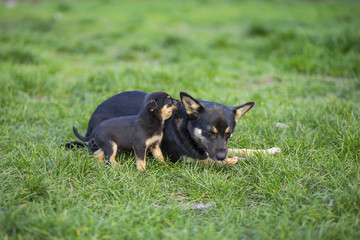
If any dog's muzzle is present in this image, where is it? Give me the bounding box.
[215,152,227,161]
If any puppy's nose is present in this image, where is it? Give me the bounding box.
[216,152,227,161]
[175,100,181,108]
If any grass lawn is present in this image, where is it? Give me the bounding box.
[1,0,359,239]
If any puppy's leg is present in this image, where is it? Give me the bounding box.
[94,149,105,163]
[134,144,147,171]
[150,143,165,163]
[108,141,119,166]
[228,147,281,156]
[135,154,146,171]
[101,141,120,167]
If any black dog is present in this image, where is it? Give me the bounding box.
[72,91,180,171]
[66,91,282,165]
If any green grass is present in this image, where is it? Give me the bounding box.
[1,0,359,239]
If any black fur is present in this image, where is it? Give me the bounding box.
[72,91,180,169]
[66,91,254,163]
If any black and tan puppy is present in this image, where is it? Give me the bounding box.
[72,91,180,171]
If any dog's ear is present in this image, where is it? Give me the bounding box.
[148,99,158,112]
[232,102,255,122]
[180,92,204,119]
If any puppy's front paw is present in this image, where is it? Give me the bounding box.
[136,160,146,172]
[267,147,281,154]
[113,162,123,168]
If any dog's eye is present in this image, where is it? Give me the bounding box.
[208,131,217,137]
[166,99,173,105]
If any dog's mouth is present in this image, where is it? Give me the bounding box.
[209,154,227,162]
[211,158,223,162]
[196,145,227,162]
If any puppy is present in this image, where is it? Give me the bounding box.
[72,91,180,171]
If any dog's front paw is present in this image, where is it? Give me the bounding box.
[224,156,240,165]
[267,147,281,154]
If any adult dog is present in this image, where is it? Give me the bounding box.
[66,91,280,164]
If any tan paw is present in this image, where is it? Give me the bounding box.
[224,156,240,165]
[113,162,123,168]
[136,161,146,172]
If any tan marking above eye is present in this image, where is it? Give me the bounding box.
[167,95,170,98]
[210,126,218,134]
[225,127,230,134]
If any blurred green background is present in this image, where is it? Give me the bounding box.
[1,0,359,239]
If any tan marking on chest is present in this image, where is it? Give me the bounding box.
[145,133,163,148]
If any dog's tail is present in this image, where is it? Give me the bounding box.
[73,126,92,142]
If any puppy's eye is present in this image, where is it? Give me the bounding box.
[166,99,173,105]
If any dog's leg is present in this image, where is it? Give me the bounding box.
[228,147,281,156]
[150,143,165,163]
[224,156,243,164]
[183,157,237,167]
[199,158,225,167]
[134,145,147,172]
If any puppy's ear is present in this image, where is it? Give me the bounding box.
[148,100,158,112]
[180,92,203,119]
[232,102,255,122]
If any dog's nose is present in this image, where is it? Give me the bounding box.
[216,152,227,161]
